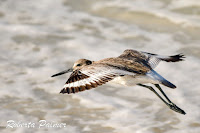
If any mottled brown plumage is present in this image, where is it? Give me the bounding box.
[95,57,150,74]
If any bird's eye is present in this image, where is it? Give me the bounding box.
[76,64,81,66]
[86,60,92,65]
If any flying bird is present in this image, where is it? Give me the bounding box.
[52,49,186,115]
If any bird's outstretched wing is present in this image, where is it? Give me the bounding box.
[60,64,134,94]
[119,49,185,69]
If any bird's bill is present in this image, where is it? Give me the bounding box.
[51,68,73,77]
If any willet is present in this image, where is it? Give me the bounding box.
[52,49,186,115]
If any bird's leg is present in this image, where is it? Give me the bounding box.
[154,84,186,115]
[137,84,186,115]
[137,84,170,106]
[154,84,172,103]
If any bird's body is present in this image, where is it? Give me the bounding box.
[111,74,158,86]
[96,57,158,86]
[52,49,186,115]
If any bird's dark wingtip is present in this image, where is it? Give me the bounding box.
[167,54,186,62]
[60,88,66,94]
[178,53,186,61]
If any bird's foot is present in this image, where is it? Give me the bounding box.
[167,102,186,115]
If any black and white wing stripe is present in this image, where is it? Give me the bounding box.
[60,65,134,94]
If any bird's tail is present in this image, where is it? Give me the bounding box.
[147,70,176,89]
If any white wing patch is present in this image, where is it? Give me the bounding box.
[64,78,91,88]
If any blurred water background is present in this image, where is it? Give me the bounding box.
[0,0,200,133]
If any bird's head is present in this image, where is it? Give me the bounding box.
[51,59,93,77]
[73,59,93,70]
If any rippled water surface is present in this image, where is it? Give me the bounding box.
[0,0,200,133]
